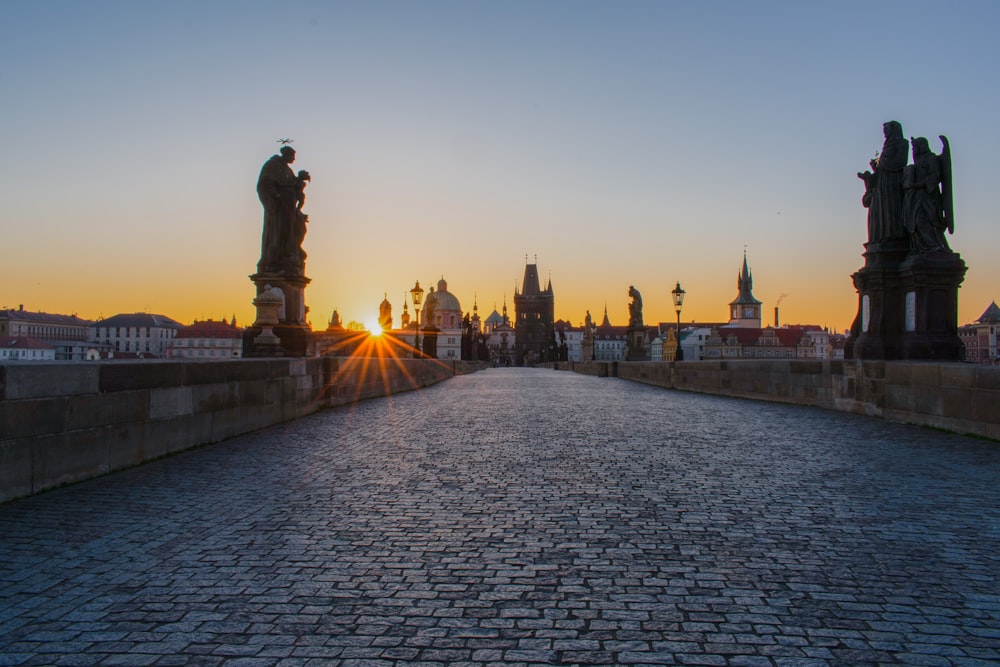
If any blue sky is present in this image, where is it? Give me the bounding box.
[2,0,998,329]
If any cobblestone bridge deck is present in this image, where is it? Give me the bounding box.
[2,368,999,666]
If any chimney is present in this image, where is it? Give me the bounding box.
[19,304,24,312]
[774,306,780,328]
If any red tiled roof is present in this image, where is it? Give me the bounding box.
[977,301,1000,324]
[715,327,807,346]
[0,309,90,326]
[175,320,243,339]
[775,328,806,346]
[0,336,55,350]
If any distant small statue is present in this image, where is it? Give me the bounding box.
[422,287,437,329]
[585,310,593,330]
[628,285,643,327]
[903,135,953,254]
[857,120,908,245]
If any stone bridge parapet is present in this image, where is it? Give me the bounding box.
[547,359,1000,442]
[1,357,485,503]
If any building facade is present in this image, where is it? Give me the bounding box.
[0,306,92,360]
[554,320,584,362]
[483,302,516,366]
[703,325,842,360]
[593,308,627,361]
[423,278,463,360]
[391,279,465,361]
[168,318,244,360]
[959,301,1000,364]
[0,336,56,361]
[90,313,183,358]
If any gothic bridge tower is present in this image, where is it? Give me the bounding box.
[514,259,555,365]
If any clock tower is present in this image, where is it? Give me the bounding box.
[728,252,763,328]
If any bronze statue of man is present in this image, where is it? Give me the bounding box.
[256,146,299,274]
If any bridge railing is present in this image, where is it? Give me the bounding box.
[0,357,485,503]
[546,359,1000,442]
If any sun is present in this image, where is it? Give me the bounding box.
[366,320,383,336]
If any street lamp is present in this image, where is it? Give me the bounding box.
[410,280,424,357]
[671,281,686,361]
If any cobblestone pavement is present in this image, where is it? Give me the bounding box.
[2,368,999,666]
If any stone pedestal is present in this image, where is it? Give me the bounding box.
[898,251,967,360]
[848,241,908,360]
[848,241,965,361]
[626,327,649,361]
[421,326,439,359]
[244,272,313,357]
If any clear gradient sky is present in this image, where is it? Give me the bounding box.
[2,1,998,332]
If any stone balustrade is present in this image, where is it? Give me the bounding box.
[551,359,1000,441]
[1,357,484,503]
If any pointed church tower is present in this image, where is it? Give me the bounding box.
[471,295,481,334]
[400,293,411,328]
[514,256,555,365]
[728,251,763,328]
[378,293,392,331]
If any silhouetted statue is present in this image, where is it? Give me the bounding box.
[628,285,643,327]
[290,169,310,265]
[422,287,437,329]
[257,146,310,275]
[858,120,908,245]
[903,136,953,253]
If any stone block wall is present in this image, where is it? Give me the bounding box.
[554,359,999,441]
[1,357,475,503]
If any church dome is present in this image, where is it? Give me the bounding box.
[432,278,461,313]
[434,289,461,313]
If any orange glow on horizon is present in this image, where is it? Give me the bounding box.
[306,328,451,413]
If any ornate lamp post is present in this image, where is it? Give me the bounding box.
[410,280,424,357]
[671,281,686,361]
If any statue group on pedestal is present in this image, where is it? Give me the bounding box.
[257,145,311,275]
[858,121,954,254]
[848,121,965,362]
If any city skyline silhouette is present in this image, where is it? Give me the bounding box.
[2,2,998,330]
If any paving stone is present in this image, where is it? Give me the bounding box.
[1,368,999,665]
